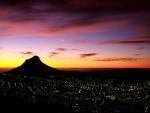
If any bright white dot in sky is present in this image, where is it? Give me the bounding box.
[61,40,65,42]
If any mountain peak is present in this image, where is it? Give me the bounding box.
[25,55,41,64]
[7,55,59,78]
[29,55,40,60]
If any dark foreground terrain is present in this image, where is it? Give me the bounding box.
[0,74,150,113]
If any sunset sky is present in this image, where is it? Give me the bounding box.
[0,0,150,69]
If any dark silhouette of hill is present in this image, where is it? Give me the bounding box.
[3,55,150,79]
[6,56,61,78]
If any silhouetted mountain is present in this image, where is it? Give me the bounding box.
[6,56,60,78]
[3,56,150,79]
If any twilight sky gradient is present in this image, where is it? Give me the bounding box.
[0,0,150,68]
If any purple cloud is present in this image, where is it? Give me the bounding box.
[0,0,149,37]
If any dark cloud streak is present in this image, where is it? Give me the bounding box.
[80,53,98,58]
[94,57,142,62]
[49,48,81,58]
[116,40,150,44]
[137,47,146,50]
[55,48,81,51]
[49,52,60,57]
[73,36,150,46]
[20,51,33,55]
[135,54,141,56]
[56,48,67,51]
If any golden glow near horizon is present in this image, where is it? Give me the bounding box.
[0,55,149,69]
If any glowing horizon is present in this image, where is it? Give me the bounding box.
[0,0,150,69]
[0,55,149,69]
